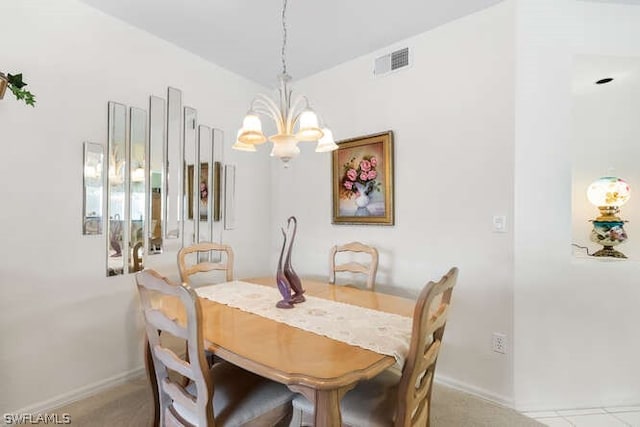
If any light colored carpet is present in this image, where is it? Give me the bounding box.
[51,376,541,426]
[431,385,542,426]
[50,376,150,427]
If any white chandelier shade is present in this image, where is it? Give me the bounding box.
[315,128,339,152]
[232,129,257,152]
[239,113,266,145]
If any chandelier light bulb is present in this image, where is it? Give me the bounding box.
[238,113,267,144]
[243,113,262,132]
[296,110,323,141]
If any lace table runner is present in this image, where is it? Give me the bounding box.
[196,281,413,368]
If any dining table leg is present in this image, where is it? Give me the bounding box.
[289,384,355,427]
[315,389,343,427]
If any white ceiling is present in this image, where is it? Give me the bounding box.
[79,0,504,87]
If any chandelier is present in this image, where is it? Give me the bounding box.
[233,0,338,166]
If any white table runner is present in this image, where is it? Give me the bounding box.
[196,281,413,368]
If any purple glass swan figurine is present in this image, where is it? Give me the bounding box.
[284,216,305,303]
[276,228,294,309]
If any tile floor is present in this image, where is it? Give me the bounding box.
[524,406,640,426]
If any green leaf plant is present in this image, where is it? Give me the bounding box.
[1,72,36,106]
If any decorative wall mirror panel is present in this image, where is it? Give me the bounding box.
[149,95,165,254]
[129,107,147,272]
[95,88,226,277]
[210,129,224,257]
[195,125,213,244]
[107,101,128,276]
[183,114,224,249]
[224,164,236,230]
[83,142,104,235]
[212,128,224,224]
[182,106,197,247]
[166,87,182,239]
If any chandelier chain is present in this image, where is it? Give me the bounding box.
[281,0,288,75]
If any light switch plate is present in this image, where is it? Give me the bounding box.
[493,215,507,233]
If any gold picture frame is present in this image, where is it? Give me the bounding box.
[332,131,394,225]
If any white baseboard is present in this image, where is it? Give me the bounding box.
[435,374,515,408]
[7,366,146,417]
[515,398,640,413]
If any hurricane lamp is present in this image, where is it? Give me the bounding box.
[587,176,631,258]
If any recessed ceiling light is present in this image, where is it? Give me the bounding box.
[595,77,614,85]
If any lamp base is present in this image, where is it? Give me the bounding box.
[592,246,627,259]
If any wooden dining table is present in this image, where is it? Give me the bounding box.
[148,277,415,427]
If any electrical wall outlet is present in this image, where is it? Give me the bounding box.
[492,333,507,354]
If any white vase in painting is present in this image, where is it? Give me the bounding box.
[354,182,372,216]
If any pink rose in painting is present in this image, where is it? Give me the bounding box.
[339,152,382,200]
[360,159,372,172]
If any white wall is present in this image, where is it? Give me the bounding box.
[270,2,516,403]
[514,0,640,410]
[0,0,272,413]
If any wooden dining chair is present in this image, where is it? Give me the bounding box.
[329,242,379,289]
[291,267,459,427]
[132,241,144,272]
[135,269,294,427]
[178,242,234,285]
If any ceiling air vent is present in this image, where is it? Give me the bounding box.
[374,47,410,77]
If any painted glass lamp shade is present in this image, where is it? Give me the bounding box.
[587,177,630,215]
[587,177,631,258]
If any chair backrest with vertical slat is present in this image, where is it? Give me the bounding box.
[395,267,458,427]
[135,269,215,427]
[178,242,235,284]
[132,241,144,272]
[329,242,379,289]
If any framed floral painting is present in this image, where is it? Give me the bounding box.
[332,131,394,225]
